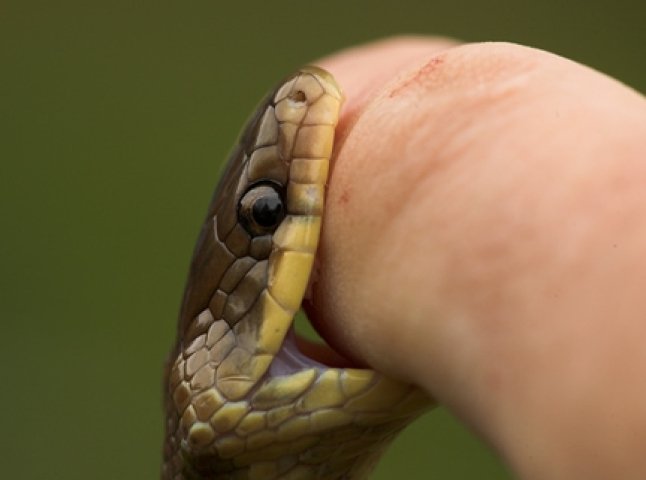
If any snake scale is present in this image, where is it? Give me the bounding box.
[162,66,431,479]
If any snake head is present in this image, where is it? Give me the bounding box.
[163,67,430,480]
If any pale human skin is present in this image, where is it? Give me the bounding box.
[303,37,646,479]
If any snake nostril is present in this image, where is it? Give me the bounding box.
[288,90,307,104]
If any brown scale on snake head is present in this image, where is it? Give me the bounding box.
[162,66,432,480]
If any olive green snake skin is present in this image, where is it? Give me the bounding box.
[162,66,431,479]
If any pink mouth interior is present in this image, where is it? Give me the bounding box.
[269,327,355,377]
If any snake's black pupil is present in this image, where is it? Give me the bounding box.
[252,195,283,228]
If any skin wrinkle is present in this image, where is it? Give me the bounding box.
[310,38,646,479]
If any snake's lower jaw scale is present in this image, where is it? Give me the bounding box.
[163,67,432,479]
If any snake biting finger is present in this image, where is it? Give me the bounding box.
[162,66,431,480]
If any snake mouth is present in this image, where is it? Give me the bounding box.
[295,333,355,368]
[269,312,356,379]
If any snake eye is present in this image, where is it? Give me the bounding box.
[238,183,285,235]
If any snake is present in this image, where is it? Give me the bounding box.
[162,66,431,479]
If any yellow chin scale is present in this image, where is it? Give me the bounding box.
[163,67,431,480]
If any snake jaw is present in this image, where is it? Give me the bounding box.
[163,67,431,480]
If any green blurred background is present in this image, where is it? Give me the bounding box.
[2,1,644,478]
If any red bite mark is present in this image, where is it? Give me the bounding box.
[388,55,445,98]
[339,189,351,205]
